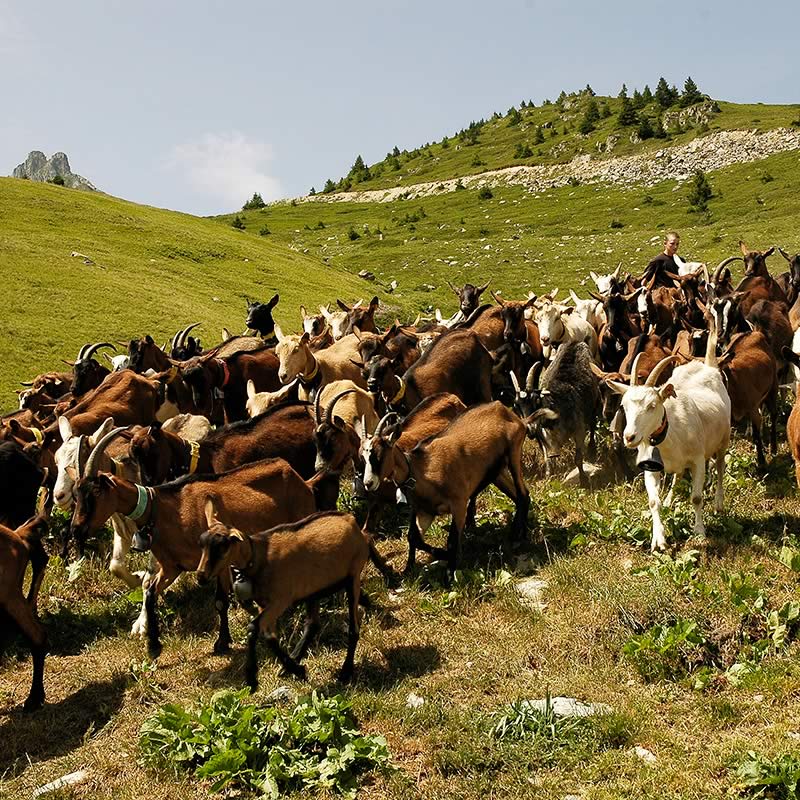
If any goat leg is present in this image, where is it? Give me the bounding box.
[245,614,261,691]
[575,441,588,489]
[145,568,177,660]
[6,594,48,711]
[213,576,232,655]
[289,601,321,662]
[751,409,767,469]
[690,458,707,537]
[26,540,49,615]
[338,579,361,683]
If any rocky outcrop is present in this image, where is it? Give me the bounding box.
[296,127,800,205]
[12,151,96,190]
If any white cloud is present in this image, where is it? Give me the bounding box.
[167,131,284,213]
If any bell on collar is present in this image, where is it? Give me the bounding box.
[637,445,664,472]
[131,530,153,552]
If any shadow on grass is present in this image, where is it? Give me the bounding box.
[330,643,442,693]
[0,673,127,775]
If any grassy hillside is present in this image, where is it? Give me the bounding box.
[316,94,800,194]
[218,148,800,318]
[0,178,364,407]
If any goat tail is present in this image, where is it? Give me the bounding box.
[705,324,719,370]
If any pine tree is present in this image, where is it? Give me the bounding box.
[669,84,680,105]
[655,77,673,109]
[309,187,316,196]
[323,179,336,194]
[534,126,545,144]
[680,76,704,107]
[579,98,600,134]
[637,116,654,140]
[242,192,266,210]
[618,83,628,100]
[392,146,400,157]
[600,102,612,118]
[653,117,667,139]
[585,84,595,96]
[642,85,653,104]
[617,92,638,127]
[632,89,644,109]
[507,107,522,126]
[688,169,713,211]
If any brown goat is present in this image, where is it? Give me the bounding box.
[0,501,49,710]
[198,510,384,686]
[718,332,778,468]
[71,430,317,660]
[782,348,800,487]
[362,401,529,573]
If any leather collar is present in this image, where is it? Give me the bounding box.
[649,411,669,446]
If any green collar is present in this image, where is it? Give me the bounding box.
[127,484,150,521]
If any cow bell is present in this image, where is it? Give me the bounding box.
[131,530,152,552]
[637,445,664,472]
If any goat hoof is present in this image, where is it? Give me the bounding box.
[338,666,354,683]
[147,641,163,660]
[294,664,307,681]
[213,641,231,656]
[23,693,45,712]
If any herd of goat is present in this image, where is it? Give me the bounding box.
[5,239,800,712]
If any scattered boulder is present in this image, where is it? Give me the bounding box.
[358,269,376,281]
[524,696,612,718]
[515,577,548,611]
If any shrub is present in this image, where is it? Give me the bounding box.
[323,179,336,194]
[637,116,654,140]
[470,154,484,167]
[567,176,580,187]
[242,192,265,210]
[347,227,361,241]
[259,225,271,236]
[309,186,316,196]
[623,618,707,681]
[478,186,493,200]
[139,690,391,797]
[507,107,522,126]
[736,751,800,799]
[534,126,545,144]
[455,179,466,191]
[230,215,245,230]
[688,169,713,211]
[48,174,66,186]
[610,219,624,229]
[514,143,533,159]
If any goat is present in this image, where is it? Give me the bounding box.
[181,346,280,422]
[361,401,529,573]
[300,305,326,337]
[607,330,731,551]
[568,290,607,332]
[197,510,383,686]
[245,294,280,340]
[338,297,379,337]
[363,329,492,413]
[274,328,366,399]
[534,300,598,361]
[0,441,44,528]
[589,264,622,295]
[734,242,788,315]
[447,280,491,317]
[355,325,420,373]
[71,431,317,660]
[64,342,115,397]
[718,332,778,468]
[169,322,202,361]
[592,289,641,372]
[512,342,599,486]
[0,500,49,710]
[783,348,800,487]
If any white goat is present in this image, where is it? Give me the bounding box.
[589,264,622,295]
[534,300,599,361]
[607,334,731,552]
[673,254,708,278]
[435,308,465,328]
[104,353,130,371]
[568,290,607,332]
[319,300,362,340]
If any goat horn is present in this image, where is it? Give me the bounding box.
[477,280,491,293]
[84,426,127,478]
[446,280,459,295]
[76,343,91,361]
[374,411,400,438]
[645,356,678,387]
[779,247,792,263]
[525,362,542,392]
[629,352,644,387]
[314,389,323,424]
[509,371,521,394]
[170,329,182,352]
[178,322,201,348]
[324,389,358,428]
[712,256,742,282]
[82,342,117,361]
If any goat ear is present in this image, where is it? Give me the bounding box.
[300,331,310,345]
[606,380,629,396]
[548,288,558,300]
[336,299,351,313]
[349,358,365,369]
[267,293,279,309]
[659,383,676,400]
[782,346,800,368]
[274,325,284,343]
[368,296,379,310]
[333,415,346,430]
[569,290,580,304]
[319,305,332,320]
[435,308,443,322]
[763,246,775,258]
[589,271,600,283]
[246,379,256,400]
[204,496,220,527]
[588,290,604,302]
[300,304,307,319]
[354,416,366,442]
[91,417,115,443]
[8,418,20,431]
[524,294,538,308]
[560,306,574,315]
[739,240,749,256]
[58,415,73,442]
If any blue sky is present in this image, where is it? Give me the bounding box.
[1,0,797,215]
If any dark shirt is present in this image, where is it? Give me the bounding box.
[642,252,677,287]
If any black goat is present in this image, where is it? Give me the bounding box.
[511,341,599,487]
[0,441,45,527]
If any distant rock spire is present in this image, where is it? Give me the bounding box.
[12,150,96,190]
